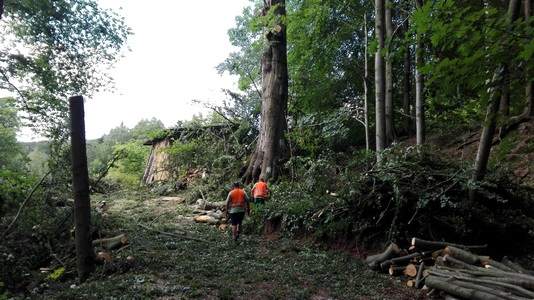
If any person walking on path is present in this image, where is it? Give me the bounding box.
[225,182,250,241]
[251,178,269,206]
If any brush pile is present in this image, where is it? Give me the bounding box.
[366,237,534,299]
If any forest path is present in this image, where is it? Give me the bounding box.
[50,190,422,300]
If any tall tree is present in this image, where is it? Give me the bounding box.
[385,0,395,143]
[243,0,288,182]
[375,0,387,160]
[364,14,371,151]
[402,20,413,136]
[414,0,425,145]
[472,0,521,182]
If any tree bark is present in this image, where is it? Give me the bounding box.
[500,65,511,116]
[414,0,425,145]
[472,0,521,182]
[69,96,94,282]
[403,20,413,136]
[375,0,387,161]
[525,0,533,117]
[364,14,371,151]
[243,0,288,183]
[385,0,395,143]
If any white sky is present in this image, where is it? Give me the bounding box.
[18,0,251,141]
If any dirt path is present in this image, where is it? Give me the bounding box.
[47,190,422,300]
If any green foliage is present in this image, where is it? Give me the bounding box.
[1,0,130,137]
[412,1,533,126]
[108,141,150,186]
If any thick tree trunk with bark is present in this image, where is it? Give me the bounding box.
[243,0,288,183]
[69,96,94,282]
[414,0,425,145]
[375,0,387,160]
[472,0,521,183]
[385,0,395,143]
[500,65,511,115]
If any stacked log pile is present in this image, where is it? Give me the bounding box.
[192,199,226,225]
[366,238,534,299]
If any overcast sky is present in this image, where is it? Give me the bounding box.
[19,0,250,141]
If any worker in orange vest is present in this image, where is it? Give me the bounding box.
[225,182,250,241]
[251,177,269,206]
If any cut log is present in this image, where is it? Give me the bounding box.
[443,246,480,265]
[429,269,534,299]
[443,255,479,271]
[389,266,407,276]
[481,259,516,273]
[92,234,128,250]
[406,280,416,287]
[95,251,112,263]
[365,243,401,270]
[411,237,486,251]
[404,263,418,277]
[415,262,425,289]
[425,275,503,300]
[194,215,218,224]
[380,252,421,271]
[502,257,534,275]
[449,280,529,300]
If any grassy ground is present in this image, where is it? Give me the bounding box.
[43,190,423,300]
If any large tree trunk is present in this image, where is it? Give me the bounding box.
[472,0,521,183]
[69,96,94,282]
[375,0,387,161]
[243,0,288,183]
[414,0,425,145]
[385,0,395,144]
[364,14,371,151]
[403,19,412,136]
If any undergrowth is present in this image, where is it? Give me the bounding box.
[249,146,534,256]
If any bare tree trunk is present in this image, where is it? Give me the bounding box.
[0,0,4,19]
[525,0,533,117]
[385,0,395,144]
[364,14,371,151]
[415,0,425,145]
[403,20,412,136]
[499,65,510,116]
[375,0,387,161]
[472,0,521,182]
[243,0,288,183]
[69,96,94,282]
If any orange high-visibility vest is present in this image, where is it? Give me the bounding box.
[252,181,268,198]
[229,188,246,208]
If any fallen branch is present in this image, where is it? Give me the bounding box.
[415,262,425,289]
[380,252,421,271]
[92,234,129,250]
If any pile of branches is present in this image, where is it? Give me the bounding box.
[366,237,534,299]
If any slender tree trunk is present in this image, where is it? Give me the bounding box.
[414,0,425,145]
[375,0,387,161]
[243,0,288,183]
[364,14,371,151]
[69,96,94,282]
[499,65,510,115]
[403,20,412,136]
[525,0,533,117]
[472,0,521,183]
[385,0,394,144]
[0,0,4,19]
